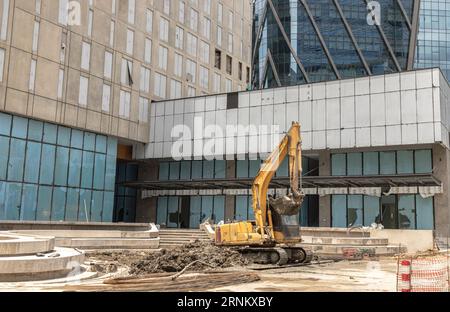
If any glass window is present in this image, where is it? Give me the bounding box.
[0,182,5,220]
[81,151,94,189]
[169,162,180,180]
[65,188,79,221]
[103,191,114,222]
[70,130,83,149]
[380,151,396,174]
[96,135,107,153]
[28,120,43,141]
[39,144,55,185]
[68,149,82,187]
[416,195,434,230]
[91,191,103,222]
[51,187,66,221]
[21,184,37,221]
[235,195,248,220]
[5,182,22,220]
[93,154,106,189]
[107,137,117,156]
[276,157,289,177]
[43,123,57,144]
[397,151,414,174]
[249,160,261,177]
[215,160,226,179]
[190,196,201,228]
[236,160,248,178]
[248,196,254,220]
[347,153,362,176]
[331,154,346,176]
[300,197,309,226]
[104,156,116,191]
[213,196,225,223]
[415,150,432,174]
[84,133,96,151]
[348,195,363,226]
[0,113,11,136]
[167,197,179,228]
[332,195,347,227]
[203,161,214,179]
[24,141,41,183]
[54,147,69,186]
[201,196,214,222]
[364,196,379,226]
[57,126,71,147]
[78,189,91,222]
[191,161,203,179]
[363,152,379,175]
[36,186,52,221]
[398,195,415,229]
[0,136,9,180]
[157,197,168,226]
[7,139,26,181]
[159,162,169,180]
[11,116,28,139]
[180,161,191,180]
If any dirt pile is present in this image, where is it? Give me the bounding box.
[129,240,249,275]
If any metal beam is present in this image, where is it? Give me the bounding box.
[251,0,268,72]
[363,0,402,72]
[395,0,412,30]
[267,0,311,83]
[332,0,372,76]
[260,49,282,88]
[300,0,341,80]
[407,0,421,70]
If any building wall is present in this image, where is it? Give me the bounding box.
[142,69,449,159]
[0,0,252,144]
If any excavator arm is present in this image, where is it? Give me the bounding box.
[252,122,304,242]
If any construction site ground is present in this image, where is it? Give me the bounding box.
[0,248,401,292]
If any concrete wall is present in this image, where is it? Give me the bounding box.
[0,0,252,144]
[319,150,331,227]
[143,69,448,159]
[135,161,158,223]
[432,144,450,237]
[370,229,434,253]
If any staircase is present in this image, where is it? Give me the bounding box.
[159,229,212,249]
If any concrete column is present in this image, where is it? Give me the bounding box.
[319,150,331,227]
[135,161,158,223]
[432,144,450,237]
[225,196,236,221]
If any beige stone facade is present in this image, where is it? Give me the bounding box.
[0,0,252,143]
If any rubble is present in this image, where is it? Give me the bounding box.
[129,240,249,275]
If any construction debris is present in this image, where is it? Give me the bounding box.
[130,240,249,275]
[60,272,260,292]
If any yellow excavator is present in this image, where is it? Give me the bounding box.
[215,122,313,265]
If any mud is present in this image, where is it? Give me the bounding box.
[129,240,249,275]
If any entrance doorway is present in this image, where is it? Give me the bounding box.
[380,195,397,229]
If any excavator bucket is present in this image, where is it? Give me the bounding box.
[269,193,305,242]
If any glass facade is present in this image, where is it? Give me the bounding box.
[114,162,138,222]
[416,0,450,79]
[0,112,117,222]
[252,0,415,88]
[330,149,434,230]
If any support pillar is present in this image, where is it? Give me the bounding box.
[432,144,450,237]
[319,150,331,227]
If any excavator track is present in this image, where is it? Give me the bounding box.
[239,246,312,266]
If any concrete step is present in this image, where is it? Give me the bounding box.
[306,237,389,246]
[301,227,369,238]
[12,230,158,239]
[56,237,160,250]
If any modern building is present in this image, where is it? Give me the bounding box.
[0,0,252,223]
[130,68,450,237]
[252,0,450,89]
